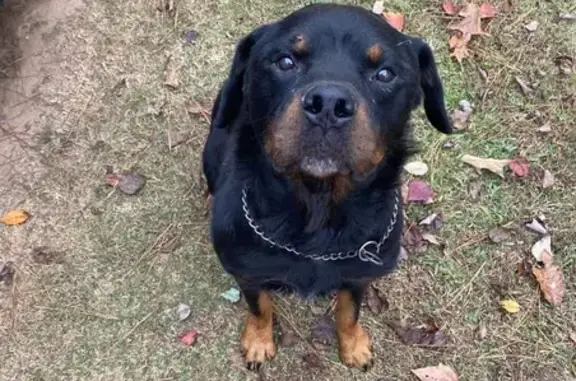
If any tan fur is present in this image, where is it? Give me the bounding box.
[335,290,373,369]
[367,44,383,64]
[240,291,276,365]
[350,103,385,175]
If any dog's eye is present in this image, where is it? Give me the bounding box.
[376,68,395,83]
[276,56,296,71]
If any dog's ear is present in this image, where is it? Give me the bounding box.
[411,39,453,134]
[211,25,271,130]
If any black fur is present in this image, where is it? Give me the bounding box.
[202,4,451,298]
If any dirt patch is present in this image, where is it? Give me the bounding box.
[0,0,84,179]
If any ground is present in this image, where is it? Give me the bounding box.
[0,0,575,380]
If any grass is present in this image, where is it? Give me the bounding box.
[1,0,575,380]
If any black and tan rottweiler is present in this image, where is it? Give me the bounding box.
[202,3,452,371]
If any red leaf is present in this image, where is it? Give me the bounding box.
[178,329,199,346]
[407,179,434,204]
[479,2,498,18]
[509,158,530,177]
[442,0,458,15]
[383,12,405,31]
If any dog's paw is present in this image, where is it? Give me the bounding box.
[241,321,276,371]
[338,325,373,371]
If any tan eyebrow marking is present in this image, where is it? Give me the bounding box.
[292,34,308,55]
[367,44,383,63]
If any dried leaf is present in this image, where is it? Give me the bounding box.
[178,329,199,346]
[452,107,473,130]
[536,122,552,133]
[105,172,145,195]
[0,262,15,286]
[412,364,460,381]
[533,261,565,306]
[177,303,191,321]
[419,213,441,228]
[514,76,532,96]
[524,20,539,32]
[383,12,405,31]
[391,321,448,347]
[448,4,489,38]
[509,157,530,177]
[488,227,511,244]
[406,179,434,204]
[365,285,389,314]
[404,161,429,176]
[516,258,533,277]
[524,218,548,235]
[372,0,385,15]
[531,235,551,262]
[500,299,520,313]
[449,33,471,63]
[542,170,555,189]
[0,209,30,225]
[31,247,64,265]
[310,317,336,347]
[220,287,241,303]
[461,155,511,178]
[442,0,458,15]
[164,55,181,89]
[479,2,498,18]
[422,233,442,246]
[403,225,426,254]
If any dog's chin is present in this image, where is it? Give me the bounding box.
[299,157,344,179]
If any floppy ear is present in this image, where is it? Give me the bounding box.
[412,39,453,134]
[211,25,271,130]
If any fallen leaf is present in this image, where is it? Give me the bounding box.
[422,233,442,246]
[468,180,483,200]
[406,179,434,204]
[302,352,324,369]
[164,55,181,89]
[500,299,520,313]
[449,32,471,63]
[105,172,145,195]
[0,209,30,225]
[442,0,458,15]
[479,2,498,18]
[278,322,299,347]
[516,258,533,277]
[372,0,385,15]
[536,122,551,133]
[531,235,551,262]
[524,218,548,235]
[220,287,241,303]
[31,247,64,264]
[533,257,565,306]
[461,155,511,178]
[365,285,389,314]
[509,157,530,177]
[570,331,576,345]
[0,262,15,286]
[542,170,555,189]
[514,76,533,96]
[419,213,443,229]
[412,364,459,381]
[403,225,426,254]
[391,320,448,347]
[177,303,191,321]
[448,3,489,38]
[404,161,429,176]
[383,12,405,31]
[559,13,576,21]
[452,107,472,130]
[488,227,511,243]
[524,20,539,32]
[310,317,336,347]
[178,329,199,346]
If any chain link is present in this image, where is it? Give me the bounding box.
[241,187,400,266]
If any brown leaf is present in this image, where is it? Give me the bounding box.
[365,285,389,314]
[532,250,565,306]
[31,247,64,265]
[516,258,533,277]
[509,157,530,177]
[461,154,511,178]
[178,329,199,346]
[105,172,145,195]
[383,12,405,31]
[422,233,442,246]
[412,364,460,381]
[391,320,448,347]
[442,0,458,16]
[448,4,489,38]
[0,262,15,286]
[0,209,30,225]
[479,2,498,18]
[449,33,471,63]
[406,179,434,204]
[542,170,555,189]
[403,225,426,254]
[310,317,335,347]
[164,55,181,89]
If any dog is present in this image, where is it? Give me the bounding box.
[202,3,452,371]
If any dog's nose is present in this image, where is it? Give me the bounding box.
[302,84,355,126]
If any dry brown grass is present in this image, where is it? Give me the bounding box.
[1,0,575,380]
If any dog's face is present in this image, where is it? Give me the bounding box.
[213,4,452,182]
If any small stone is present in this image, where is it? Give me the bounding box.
[524,20,539,32]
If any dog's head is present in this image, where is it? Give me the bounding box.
[213,4,451,186]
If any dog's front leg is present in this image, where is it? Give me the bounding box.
[237,283,276,371]
[336,284,374,371]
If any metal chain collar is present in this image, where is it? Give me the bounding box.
[241,187,400,266]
